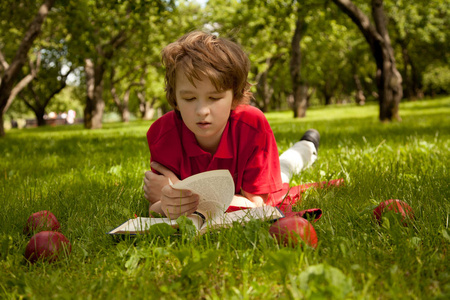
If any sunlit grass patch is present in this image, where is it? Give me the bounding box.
[0,97,449,299]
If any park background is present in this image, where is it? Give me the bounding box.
[0,0,449,299]
[0,0,448,132]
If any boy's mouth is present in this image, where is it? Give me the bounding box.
[196,121,211,128]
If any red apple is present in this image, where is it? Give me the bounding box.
[269,216,318,248]
[23,210,60,235]
[24,231,71,263]
[373,199,414,226]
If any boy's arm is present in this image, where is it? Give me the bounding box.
[143,161,179,204]
[146,161,199,219]
[143,171,168,204]
[232,190,269,207]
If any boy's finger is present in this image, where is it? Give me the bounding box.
[151,162,179,183]
[144,170,160,180]
[162,185,194,198]
[165,195,199,206]
[163,201,199,219]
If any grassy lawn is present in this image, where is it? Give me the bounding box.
[0,97,449,299]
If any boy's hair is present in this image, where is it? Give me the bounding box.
[162,31,252,109]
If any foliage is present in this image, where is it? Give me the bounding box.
[423,64,450,95]
[386,0,449,98]
[0,1,44,57]
[1,0,448,124]
[0,98,449,298]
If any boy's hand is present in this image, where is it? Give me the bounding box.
[144,161,199,219]
[241,190,268,207]
[160,185,199,219]
[143,162,179,204]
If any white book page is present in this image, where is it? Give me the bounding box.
[172,170,235,219]
[201,206,284,231]
[109,215,204,234]
[108,217,176,234]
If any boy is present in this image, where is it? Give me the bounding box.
[143,31,319,219]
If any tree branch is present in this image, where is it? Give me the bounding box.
[19,92,38,114]
[2,0,54,88]
[331,0,383,45]
[109,68,123,109]
[30,51,42,77]
[111,65,140,85]
[3,51,42,114]
[3,74,35,114]
[0,49,9,70]
[43,80,67,108]
[101,30,129,60]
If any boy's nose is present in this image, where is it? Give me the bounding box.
[195,100,210,116]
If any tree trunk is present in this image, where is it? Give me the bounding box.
[110,68,136,123]
[256,68,274,112]
[400,43,423,100]
[84,31,128,129]
[36,109,46,126]
[121,90,131,123]
[0,0,54,136]
[20,92,45,126]
[353,74,366,105]
[84,58,105,129]
[20,67,69,127]
[324,94,332,106]
[138,91,156,120]
[0,113,4,137]
[293,84,309,118]
[323,79,334,105]
[332,0,403,121]
[255,57,276,112]
[290,15,308,118]
[372,0,402,121]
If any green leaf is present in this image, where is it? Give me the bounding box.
[125,251,141,271]
[176,215,197,241]
[146,223,177,238]
[297,264,353,299]
[171,248,191,265]
[442,229,450,242]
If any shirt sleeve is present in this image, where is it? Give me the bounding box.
[241,120,282,195]
[146,112,182,177]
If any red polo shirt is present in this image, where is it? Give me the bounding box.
[146,105,283,195]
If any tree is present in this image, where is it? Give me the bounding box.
[290,7,309,117]
[109,65,143,123]
[332,0,403,121]
[205,0,294,112]
[19,61,73,126]
[0,0,55,136]
[299,5,373,106]
[65,0,171,129]
[105,0,193,123]
[386,0,449,99]
[17,9,75,126]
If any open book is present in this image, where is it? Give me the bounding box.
[108,170,284,235]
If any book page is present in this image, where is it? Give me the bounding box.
[108,215,204,234]
[172,170,235,219]
[108,217,175,234]
[200,206,284,232]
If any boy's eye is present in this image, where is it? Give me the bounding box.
[210,97,222,101]
[183,97,196,101]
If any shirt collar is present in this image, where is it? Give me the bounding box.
[181,120,233,159]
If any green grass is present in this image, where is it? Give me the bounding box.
[1,97,449,299]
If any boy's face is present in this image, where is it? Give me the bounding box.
[175,69,233,154]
